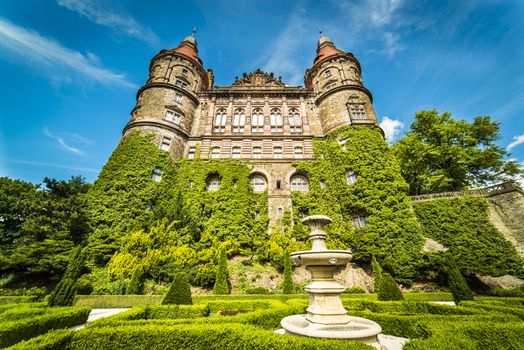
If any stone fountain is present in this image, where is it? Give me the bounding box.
[280,215,382,348]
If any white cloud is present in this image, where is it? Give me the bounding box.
[507,134,524,151]
[57,0,158,45]
[6,158,99,173]
[0,17,135,88]
[43,127,84,155]
[380,116,404,142]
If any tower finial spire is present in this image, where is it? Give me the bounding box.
[192,27,197,37]
[319,27,323,36]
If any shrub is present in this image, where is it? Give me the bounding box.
[372,255,382,293]
[489,287,524,297]
[126,266,144,295]
[7,329,73,350]
[245,287,270,294]
[282,251,294,294]
[345,286,366,294]
[48,246,87,307]
[77,277,93,295]
[378,273,404,301]
[213,249,229,295]
[162,272,192,305]
[445,256,473,304]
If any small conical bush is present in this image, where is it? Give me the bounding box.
[162,272,193,305]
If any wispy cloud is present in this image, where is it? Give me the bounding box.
[380,116,405,142]
[0,17,135,87]
[507,134,524,151]
[6,158,98,173]
[57,0,158,45]
[43,127,85,155]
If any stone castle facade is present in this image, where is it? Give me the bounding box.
[122,33,383,224]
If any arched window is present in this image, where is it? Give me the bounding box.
[210,147,221,159]
[270,108,283,132]
[251,108,264,132]
[233,108,245,132]
[288,108,302,132]
[353,215,366,228]
[273,146,283,159]
[206,175,221,191]
[346,170,357,185]
[213,108,227,132]
[294,146,304,159]
[232,146,241,158]
[291,175,309,192]
[252,146,262,159]
[250,174,267,192]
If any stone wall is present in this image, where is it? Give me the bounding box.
[487,190,524,257]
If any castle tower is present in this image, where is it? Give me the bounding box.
[304,34,379,134]
[123,33,210,159]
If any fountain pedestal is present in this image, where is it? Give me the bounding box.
[280,215,382,348]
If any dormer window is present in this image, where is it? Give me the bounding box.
[165,110,181,125]
[213,108,227,132]
[270,108,283,132]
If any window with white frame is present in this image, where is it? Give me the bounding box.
[251,108,264,132]
[151,167,162,182]
[187,147,196,159]
[349,104,368,120]
[206,175,221,191]
[233,108,245,132]
[174,93,182,103]
[210,147,221,159]
[324,69,332,78]
[290,175,309,192]
[213,108,227,132]
[160,136,171,151]
[353,215,366,228]
[165,110,181,125]
[252,146,262,159]
[175,80,188,89]
[273,146,283,159]
[288,108,302,132]
[231,146,241,158]
[270,108,283,132]
[250,175,267,192]
[294,146,304,159]
[346,170,357,185]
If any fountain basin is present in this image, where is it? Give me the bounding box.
[291,250,352,266]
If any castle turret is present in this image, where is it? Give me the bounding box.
[123,33,209,159]
[305,34,379,134]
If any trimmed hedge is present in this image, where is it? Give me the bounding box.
[0,297,37,305]
[0,306,90,348]
[7,329,73,350]
[377,273,404,301]
[162,272,192,305]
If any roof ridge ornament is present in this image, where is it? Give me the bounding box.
[232,69,285,86]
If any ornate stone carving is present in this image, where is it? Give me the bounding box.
[232,68,285,87]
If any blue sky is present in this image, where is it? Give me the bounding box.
[1,0,524,184]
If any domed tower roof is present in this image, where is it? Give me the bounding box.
[171,32,203,67]
[312,33,344,68]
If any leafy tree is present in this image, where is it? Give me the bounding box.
[445,255,474,304]
[162,272,192,305]
[282,251,294,294]
[48,246,87,306]
[126,266,144,295]
[393,110,522,195]
[377,272,404,301]
[213,248,229,295]
[371,255,383,293]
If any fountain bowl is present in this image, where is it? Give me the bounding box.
[291,250,352,266]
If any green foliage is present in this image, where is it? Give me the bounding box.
[378,273,404,301]
[48,246,87,307]
[413,196,523,277]
[0,176,90,284]
[213,249,229,295]
[162,272,192,305]
[292,126,424,283]
[86,133,177,265]
[489,287,524,297]
[7,328,73,350]
[0,305,89,348]
[393,110,522,195]
[125,266,144,295]
[245,287,270,294]
[371,255,382,293]
[282,251,294,294]
[344,286,366,294]
[445,256,474,304]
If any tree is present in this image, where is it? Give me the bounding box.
[125,266,144,295]
[371,255,383,293]
[393,110,522,195]
[445,255,474,304]
[282,251,294,294]
[162,272,192,305]
[48,246,87,306]
[213,248,229,295]
[377,272,404,301]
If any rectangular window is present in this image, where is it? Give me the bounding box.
[277,207,283,218]
[324,69,332,77]
[294,147,304,159]
[151,167,162,182]
[174,93,182,103]
[353,215,366,229]
[181,68,188,77]
[175,80,188,89]
[160,137,171,151]
[350,104,368,120]
[252,147,262,159]
[273,147,282,159]
[187,147,196,159]
[232,147,241,158]
[165,110,181,125]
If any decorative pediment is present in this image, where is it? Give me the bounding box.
[232,68,285,87]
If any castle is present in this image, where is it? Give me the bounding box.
[122,33,383,224]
